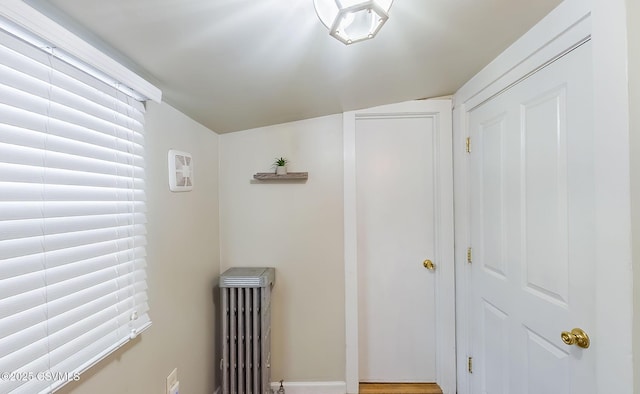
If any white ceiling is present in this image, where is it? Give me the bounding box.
[27,0,562,133]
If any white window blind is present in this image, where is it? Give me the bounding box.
[0,22,150,394]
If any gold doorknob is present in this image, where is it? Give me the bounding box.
[561,328,590,349]
[423,259,435,271]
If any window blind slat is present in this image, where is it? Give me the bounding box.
[0,95,144,151]
[0,126,144,168]
[0,253,44,282]
[46,324,129,383]
[0,234,140,262]
[48,303,120,353]
[0,163,145,191]
[0,20,151,394]
[47,286,134,329]
[0,272,45,309]
[47,247,144,279]
[0,62,50,101]
[0,143,144,181]
[44,225,146,251]
[0,305,47,348]
[0,105,145,153]
[0,214,146,243]
[45,261,136,304]
[0,104,47,137]
[48,297,138,354]
[49,87,145,130]
[0,322,48,360]
[0,182,145,202]
[0,226,145,257]
[0,201,146,222]
[0,81,50,116]
[44,241,146,270]
[0,123,45,150]
[0,236,44,260]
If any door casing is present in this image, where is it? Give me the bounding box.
[343,100,456,393]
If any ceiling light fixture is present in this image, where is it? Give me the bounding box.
[313,0,394,45]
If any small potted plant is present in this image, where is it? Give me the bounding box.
[273,157,288,175]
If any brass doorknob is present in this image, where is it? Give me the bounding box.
[561,328,590,349]
[423,259,435,271]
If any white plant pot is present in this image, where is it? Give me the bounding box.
[276,165,287,175]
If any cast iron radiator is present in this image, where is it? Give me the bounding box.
[220,267,275,394]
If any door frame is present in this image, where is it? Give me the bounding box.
[343,99,456,394]
[453,0,634,393]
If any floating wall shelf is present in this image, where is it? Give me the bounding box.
[253,172,308,181]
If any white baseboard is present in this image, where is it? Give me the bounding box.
[214,381,346,394]
[270,381,347,394]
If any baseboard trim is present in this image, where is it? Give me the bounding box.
[214,381,346,394]
[270,381,347,394]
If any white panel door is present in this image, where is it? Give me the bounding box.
[356,114,436,382]
[468,41,595,393]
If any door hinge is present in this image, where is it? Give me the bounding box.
[467,247,472,264]
[468,356,473,373]
[465,137,471,153]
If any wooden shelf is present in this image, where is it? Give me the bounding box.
[253,172,308,181]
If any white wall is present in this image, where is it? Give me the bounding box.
[219,115,346,383]
[58,102,221,394]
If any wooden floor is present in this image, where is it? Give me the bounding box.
[359,383,443,394]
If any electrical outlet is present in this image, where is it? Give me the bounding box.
[166,368,178,394]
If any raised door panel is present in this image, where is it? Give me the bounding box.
[521,88,569,306]
[480,116,508,280]
[482,301,509,394]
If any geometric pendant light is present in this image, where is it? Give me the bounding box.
[313,0,394,45]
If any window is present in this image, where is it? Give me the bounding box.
[0,20,150,393]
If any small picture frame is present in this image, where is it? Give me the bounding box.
[168,149,193,192]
